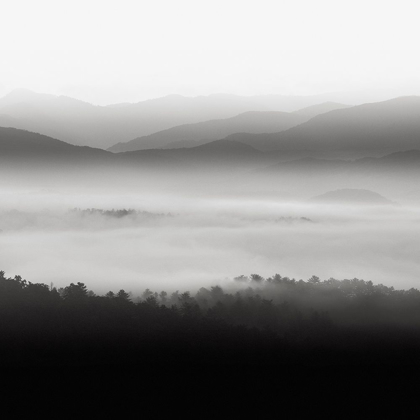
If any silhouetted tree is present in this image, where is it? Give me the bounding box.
[62,282,88,300]
[117,289,131,301]
[142,288,153,300]
[250,274,264,283]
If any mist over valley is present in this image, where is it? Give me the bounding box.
[1,85,420,398]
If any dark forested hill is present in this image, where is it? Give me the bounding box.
[2,269,420,370]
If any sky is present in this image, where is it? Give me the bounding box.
[1,0,420,104]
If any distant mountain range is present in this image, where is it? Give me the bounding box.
[107,111,309,153]
[2,126,420,175]
[0,127,272,173]
[3,89,418,159]
[0,89,352,149]
[108,103,353,153]
[2,124,420,202]
[225,96,420,159]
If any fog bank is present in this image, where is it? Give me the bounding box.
[1,188,419,294]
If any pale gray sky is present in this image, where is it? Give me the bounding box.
[1,0,420,104]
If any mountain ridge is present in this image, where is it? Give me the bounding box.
[2,125,420,175]
[0,89,339,149]
[108,111,310,153]
[225,96,420,158]
[0,89,398,150]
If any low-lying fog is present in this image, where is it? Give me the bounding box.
[1,187,419,295]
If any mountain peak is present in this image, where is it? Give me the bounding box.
[1,88,55,104]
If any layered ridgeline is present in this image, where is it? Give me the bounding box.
[108,102,350,153]
[2,90,419,158]
[0,89,350,149]
[0,127,273,175]
[292,101,350,119]
[0,127,111,164]
[2,126,420,172]
[2,126,420,202]
[108,111,308,152]
[226,96,420,159]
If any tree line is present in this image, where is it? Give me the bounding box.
[2,270,420,368]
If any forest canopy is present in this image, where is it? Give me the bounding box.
[2,270,420,369]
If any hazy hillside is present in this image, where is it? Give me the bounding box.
[0,113,19,127]
[310,189,395,205]
[108,111,309,152]
[0,89,350,149]
[293,102,351,119]
[227,97,420,159]
[3,125,420,178]
[114,139,270,171]
[0,127,272,175]
[260,150,420,176]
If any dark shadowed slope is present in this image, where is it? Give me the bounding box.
[0,127,112,165]
[227,97,420,158]
[3,124,420,192]
[108,111,309,152]
[115,139,270,170]
[310,189,395,205]
[4,124,420,172]
[0,127,272,174]
[293,102,351,119]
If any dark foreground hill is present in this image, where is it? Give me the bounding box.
[2,269,420,374]
[5,269,418,411]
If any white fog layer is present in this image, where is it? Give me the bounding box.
[1,187,419,294]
